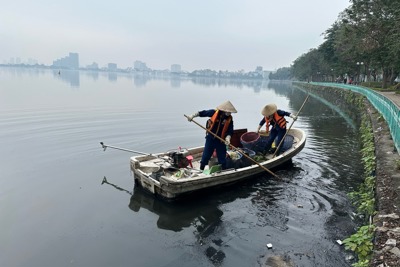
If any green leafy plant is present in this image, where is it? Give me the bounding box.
[343,93,376,265]
[352,259,369,267]
[343,225,375,262]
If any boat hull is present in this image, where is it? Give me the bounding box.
[130,128,306,200]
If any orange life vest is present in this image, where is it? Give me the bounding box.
[207,109,232,139]
[264,112,286,132]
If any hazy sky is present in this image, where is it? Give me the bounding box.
[1,0,350,72]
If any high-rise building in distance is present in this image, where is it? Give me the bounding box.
[53,52,79,69]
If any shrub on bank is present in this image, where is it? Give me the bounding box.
[361,81,382,89]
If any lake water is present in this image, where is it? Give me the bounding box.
[1,68,363,267]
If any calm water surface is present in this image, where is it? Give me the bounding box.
[0,68,363,267]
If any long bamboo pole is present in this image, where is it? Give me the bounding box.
[272,94,310,158]
[184,114,279,179]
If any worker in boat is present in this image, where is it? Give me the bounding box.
[187,100,237,170]
[256,103,297,154]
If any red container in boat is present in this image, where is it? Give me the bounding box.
[240,132,260,145]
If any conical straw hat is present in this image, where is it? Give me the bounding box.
[217,100,237,113]
[261,103,277,116]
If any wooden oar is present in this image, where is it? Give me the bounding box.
[272,94,310,158]
[184,114,279,179]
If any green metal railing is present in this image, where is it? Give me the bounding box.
[312,82,400,155]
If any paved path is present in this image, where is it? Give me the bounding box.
[379,91,400,108]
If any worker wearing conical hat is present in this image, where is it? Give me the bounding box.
[187,100,237,170]
[256,103,297,154]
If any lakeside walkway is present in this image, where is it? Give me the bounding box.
[380,90,400,108]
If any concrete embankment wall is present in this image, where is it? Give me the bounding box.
[300,82,400,155]
[293,82,400,204]
[294,81,400,264]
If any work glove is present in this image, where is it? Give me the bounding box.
[256,125,261,133]
[225,135,231,146]
[187,112,199,122]
[289,113,297,121]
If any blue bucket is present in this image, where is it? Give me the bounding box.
[280,135,294,152]
[239,148,256,157]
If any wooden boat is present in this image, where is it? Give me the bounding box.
[129,128,306,200]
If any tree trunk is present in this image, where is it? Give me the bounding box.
[382,68,390,89]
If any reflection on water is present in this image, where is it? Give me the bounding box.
[0,68,362,267]
[85,71,99,81]
[129,186,223,232]
[294,85,357,129]
[103,176,227,265]
[102,172,294,266]
[170,76,181,88]
[101,176,132,195]
[54,69,80,87]
[2,67,297,93]
[1,67,311,98]
[130,186,228,265]
[108,72,117,82]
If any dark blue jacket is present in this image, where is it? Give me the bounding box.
[198,109,234,138]
[259,109,291,130]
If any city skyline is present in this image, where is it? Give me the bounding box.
[1,0,351,72]
[2,52,268,73]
